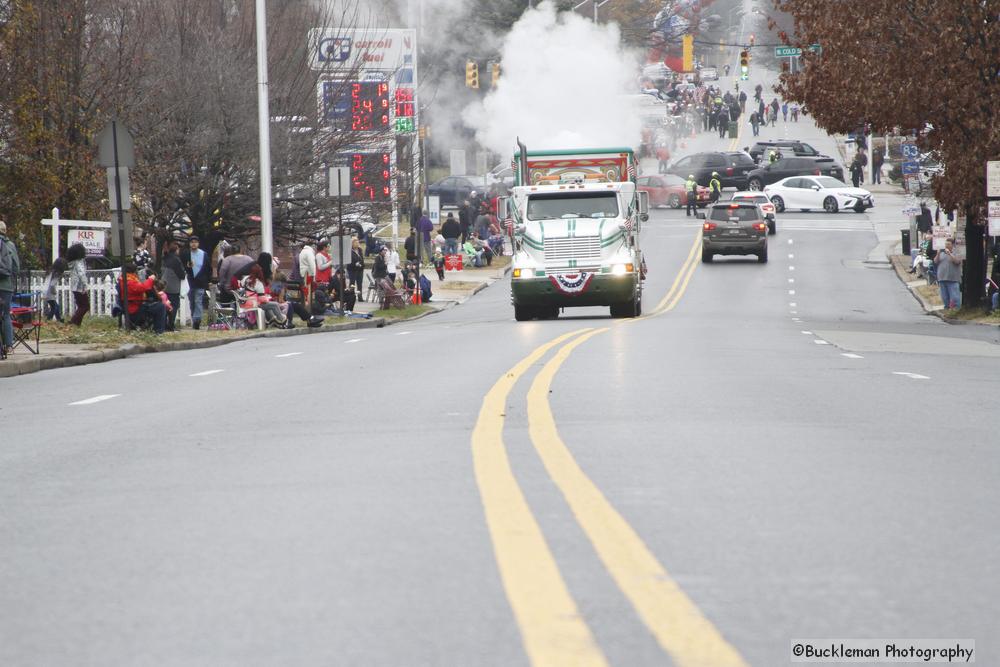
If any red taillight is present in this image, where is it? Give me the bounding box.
[752,222,767,232]
[703,222,717,231]
[726,167,733,176]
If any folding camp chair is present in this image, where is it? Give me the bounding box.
[378,278,408,309]
[9,281,42,355]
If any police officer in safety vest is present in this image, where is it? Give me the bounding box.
[709,172,722,203]
[685,174,699,216]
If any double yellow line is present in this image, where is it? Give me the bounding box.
[471,232,747,666]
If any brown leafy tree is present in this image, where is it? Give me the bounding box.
[773,0,1000,306]
[0,0,390,268]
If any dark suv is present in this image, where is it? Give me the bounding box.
[698,202,769,263]
[664,151,756,189]
[748,140,825,163]
[746,157,844,191]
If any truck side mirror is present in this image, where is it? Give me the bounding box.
[637,191,649,219]
[497,196,510,220]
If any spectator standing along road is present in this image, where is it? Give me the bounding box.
[315,240,334,288]
[66,242,89,326]
[298,240,317,308]
[348,237,365,300]
[43,258,67,322]
[417,211,434,264]
[133,236,152,278]
[161,241,185,331]
[872,146,885,184]
[441,212,461,255]
[182,236,210,330]
[0,220,20,354]
[385,243,399,285]
[935,238,963,310]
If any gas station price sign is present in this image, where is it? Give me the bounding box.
[350,152,391,202]
[324,81,390,131]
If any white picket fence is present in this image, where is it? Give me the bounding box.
[25,270,194,325]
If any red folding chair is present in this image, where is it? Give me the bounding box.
[10,303,41,354]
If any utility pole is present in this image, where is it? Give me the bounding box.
[255,0,273,254]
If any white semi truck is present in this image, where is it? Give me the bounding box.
[501,146,648,320]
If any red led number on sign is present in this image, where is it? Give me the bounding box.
[349,153,392,202]
[350,82,390,131]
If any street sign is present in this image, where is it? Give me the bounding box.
[96,119,136,168]
[774,44,820,58]
[106,167,131,211]
[987,161,1000,198]
[68,229,106,256]
[988,200,1000,236]
[901,161,920,175]
[902,143,919,159]
[328,166,351,198]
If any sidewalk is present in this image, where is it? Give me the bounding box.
[1,262,509,379]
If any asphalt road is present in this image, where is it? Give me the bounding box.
[2,61,998,667]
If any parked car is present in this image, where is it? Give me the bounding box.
[747,140,826,163]
[427,175,480,207]
[729,191,777,234]
[663,151,756,189]
[637,174,711,209]
[697,201,769,263]
[763,176,874,213]
[746,156,844,191]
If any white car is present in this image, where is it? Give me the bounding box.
[729,191,777,234]
[763,176,874,213]
[700,67,718,81]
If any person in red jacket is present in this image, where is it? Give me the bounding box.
[118,263,166,333]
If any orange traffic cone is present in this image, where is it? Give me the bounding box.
[412,289,422,305]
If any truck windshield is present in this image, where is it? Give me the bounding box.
[526,192,619,220]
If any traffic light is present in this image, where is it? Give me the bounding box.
[749,34,755,46]
[739,51,750,80]
[465,61,479,89]
[491,62,501,87]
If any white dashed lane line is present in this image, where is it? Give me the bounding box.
[813,340,829,345]
[893,371,930,380]
[395,331,413,336]
[190,369,224,377]
[68,394,121,406]
[841,353,864,359]
[345,338,364,344]
[801,330,813,335]
[275,352,303,358]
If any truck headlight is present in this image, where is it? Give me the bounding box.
[512,268,522,278]
[612,263,633,276]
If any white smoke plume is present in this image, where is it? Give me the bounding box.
[463,2,642,157]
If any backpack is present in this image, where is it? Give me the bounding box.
[0,237,17,278]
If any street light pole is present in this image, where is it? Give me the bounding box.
[255,0,274,254]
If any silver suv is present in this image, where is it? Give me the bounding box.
[698,202,769,263]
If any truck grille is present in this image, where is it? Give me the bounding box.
[543,236,602,267]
